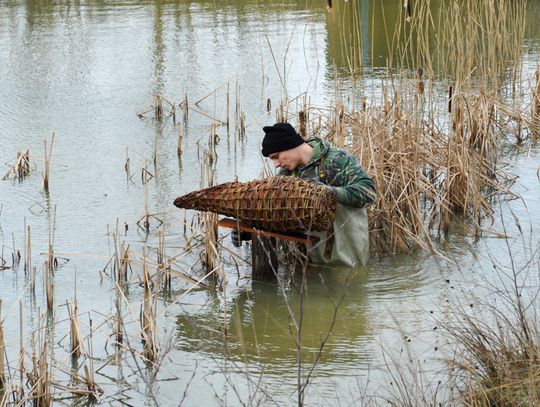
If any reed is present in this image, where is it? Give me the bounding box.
[532,67,540,138]
[67,275,83,358]
[45,266,54,312]
[27,322,53,406]
[43,133,54,191]
[444,237,539,406]
[67,298,82,358]
[1,150,30,181]
[182,91,189,124]
[114,282,124,346]
[140,251,158,362]
[124,147,130,180]
[23,220,31,276]
[82,318,102,400]
[156,230,171,291]
[0,301,5,388]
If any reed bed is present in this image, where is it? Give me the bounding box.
[27,325,53,406]
[304,88,518,253]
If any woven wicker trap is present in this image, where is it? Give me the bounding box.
[173,176,337,233]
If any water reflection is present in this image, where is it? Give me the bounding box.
[175,268,373,372]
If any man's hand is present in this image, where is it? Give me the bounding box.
[231,228,251,247]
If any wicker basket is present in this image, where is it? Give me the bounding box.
[173,176,337,233]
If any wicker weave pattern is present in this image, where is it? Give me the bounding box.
[174,176,337,232]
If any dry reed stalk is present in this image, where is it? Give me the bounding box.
[203,130,219,275]
[82,319,102,400]
[156,230,171,290]
[0,301,5,388]
[532,68,540,138]
[27,328,53,406]
[2,150,30,180]
[43,133,54,191]
[124,147,130,179]
[114,283,124,346]
[66,299,82,358]
[110,228,131,284]
[45,264,53,312]
[140,251,158,362]
[23,220,31,275]
[182,92,189,124]
[46,205,57,274]
[313,89,511,253]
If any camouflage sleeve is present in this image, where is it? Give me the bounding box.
[325,150,376,208]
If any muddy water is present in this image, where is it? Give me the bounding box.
[0,1,539,406]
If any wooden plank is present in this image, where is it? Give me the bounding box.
[217,218,316,245]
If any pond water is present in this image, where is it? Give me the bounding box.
[0,1,539,406]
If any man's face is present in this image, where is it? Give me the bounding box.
[268,148,300,171]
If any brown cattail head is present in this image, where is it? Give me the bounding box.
[174,176,337,233]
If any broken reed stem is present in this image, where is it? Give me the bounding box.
[141,251,158,362]
[45,265,53,312]
[67,299,82,358]
[0,301,5,388]
[43,133,54,191]
[23,219,31,276]
[124,147,130,179]
[67,273,83,358]
[1,150,30,181]
[182,92,189,124]
[47,205,57,274]
[114,283,124,346]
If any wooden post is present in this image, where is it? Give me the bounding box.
[251,236,278,280]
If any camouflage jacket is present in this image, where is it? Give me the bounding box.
[279,137,376,208]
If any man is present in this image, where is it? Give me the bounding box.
[233,122,376,267]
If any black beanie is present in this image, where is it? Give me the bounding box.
[261,122,305,157]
